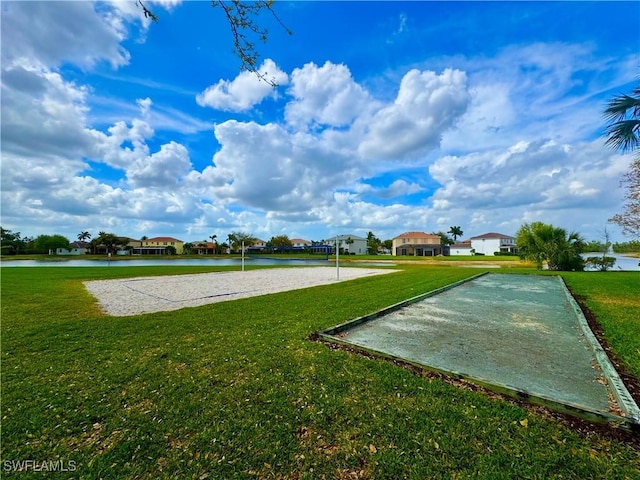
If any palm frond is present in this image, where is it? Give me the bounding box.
[604,119,640,153]
[603,93,640,121]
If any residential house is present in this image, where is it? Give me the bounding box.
[449,240,473,256]
[117,238,142,255]
[325,235,368,255]
[193,241,217,255]
[133,236,184,255]
[56,241,90,255]
[392,232,443,256]
[290,238,311,248]
[468,232,517,256]
[246,238,267,254]
[253,238,267,249]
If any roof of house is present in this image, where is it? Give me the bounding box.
[451,240,472,248]
[325,234,366,241]
[290,238,310,244]
[145,236,183,242]
[394,231,441,239]
[469,232,514,240]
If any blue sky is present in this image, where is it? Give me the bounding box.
[1,1,639,244]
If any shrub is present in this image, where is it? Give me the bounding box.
[585,256,617,271]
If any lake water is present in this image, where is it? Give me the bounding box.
[581,253,640,272]
[0,258,332,267]
[2,255,637,270]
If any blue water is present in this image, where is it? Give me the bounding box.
[581,253,640,272]
[3,254,636,270]
[0,258,331,267]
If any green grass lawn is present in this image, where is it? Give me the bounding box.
[1,265,638,479]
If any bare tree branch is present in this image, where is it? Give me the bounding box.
[136,0,158,23]
[137,0,291,86]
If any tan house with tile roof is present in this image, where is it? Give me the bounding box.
[392,231,443,256]
[136,236,184,254]
[192,241,217,255]
[290,238,311,248]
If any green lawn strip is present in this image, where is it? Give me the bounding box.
[560,272,640,380]
[1,266,639,479]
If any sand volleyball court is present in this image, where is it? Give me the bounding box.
[84,267,397,316]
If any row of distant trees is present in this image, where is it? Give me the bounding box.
[0,228,70,255]
[0,228,134,255]
[0,226,463,257]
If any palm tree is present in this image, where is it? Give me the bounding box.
[516,222,585,271]
[77,231,91,243]
[604,85,640,154]
[345,236,354,254]
[604,84,640,238]
[227,231,256,253]
[89,238,99,254]
[448,226,463,242]
[209,234,217,255]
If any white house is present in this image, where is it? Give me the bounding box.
[449,240,474,256]
[325,234,368,255]
[468,233,518,256]
[55,241,89,255]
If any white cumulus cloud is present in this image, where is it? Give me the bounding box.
[285,61,374,129]
[359,68,469,160]
[196,59,288,111]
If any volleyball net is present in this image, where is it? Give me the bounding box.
[246,245,330,261]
